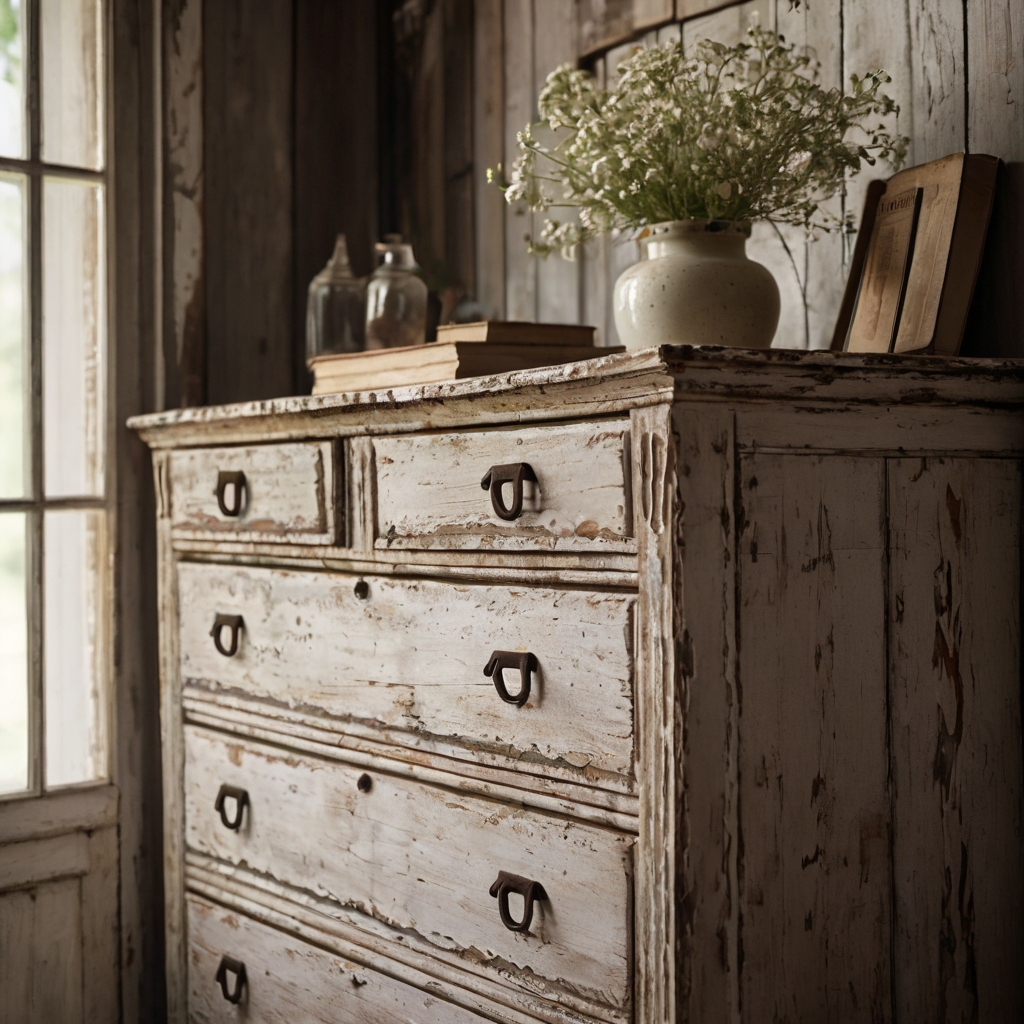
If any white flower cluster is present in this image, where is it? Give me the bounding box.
[496,27,908,257]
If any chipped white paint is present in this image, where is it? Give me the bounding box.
[169,441,336,544]
[178,562,635,787]
[373,419,635,553]
[185,726,634,1021]
[187,894,490,1023]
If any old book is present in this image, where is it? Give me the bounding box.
[847,187,923,353]
[842,153,999,355]
[831,179,887,351]
[435,320,597,346]
[310,339,618,395]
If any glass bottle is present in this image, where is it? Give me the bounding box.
[305,234,366,363]
[365,235,428,349]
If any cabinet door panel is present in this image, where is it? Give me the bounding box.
[889,458,1024,1022]
[737,454,891,1022]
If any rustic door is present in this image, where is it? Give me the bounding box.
[0,1,120,1021]
[736,452,1024,1021]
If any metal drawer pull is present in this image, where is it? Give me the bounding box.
[480,462,537,521]
[215,783,249,830]
[489,871,547,933]
[215,470,246,517]
[210,613,244,657]
[215,954,247,1004]
[483,650,537,707]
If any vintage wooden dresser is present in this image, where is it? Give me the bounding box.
[131,346,1024,1023]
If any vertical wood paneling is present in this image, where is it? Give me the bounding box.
[963,0,1024,358]
[80,826,119,1023]
[503,0,536,320]
[534,0,581,324]
[908,0,966,162]
[673,403,739,1023]
[474,0,506,319]
[204,0,294,404]
[737,454,892,1022]
[889,458,1024,1022]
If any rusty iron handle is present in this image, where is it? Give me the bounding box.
[480,463,537,521]
[214,783,249,831]
[215,954,247,1003]
[215,470,246,517]
[489,871,547,933]
[483,651,537,707]
[210,613,244,657]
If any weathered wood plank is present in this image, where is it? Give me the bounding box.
[178,562,635,786]
[888,457,1024,1021]
[187,893,490,1023]
[168,440,336,543]
[908,0,965,162]
[0,783,117,843]
[184,725,634,1020]
[671,402,739,1022]
[630,402,682,1023]
[373,419,635,553]
[503,0,537,321]
[81,827,119,1024]
[474,0,506,319]
[0,832,90,891]
[737,453,892,1021]
[535,0,581,325]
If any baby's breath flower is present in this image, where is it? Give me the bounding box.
[491,26,907,256]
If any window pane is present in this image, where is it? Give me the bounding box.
[0,173,26,498]
[0,0,24,158]
[41,0,103,169]
[45,510,106,787]
[0,512,28,795]
[44,178,105,497]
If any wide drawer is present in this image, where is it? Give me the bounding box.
[187,894,487,1023]
[185,726,633,1019]
[179,562,635,786]
[372,420,634,553]
[169,441,337,544]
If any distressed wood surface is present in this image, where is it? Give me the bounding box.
[373,419,635,553]
[187,894,490,1023]
[0,831,90,891]
[184,726,634,1021]
[81,826,120,1023]
[178,562,635,787]
[169,440,336,543]
[889,457,1024,1021]
[737,454,892,1021]
[671,402,739,1022]
[0,782,118,843]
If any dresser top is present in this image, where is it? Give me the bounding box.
[129,345,1024,448]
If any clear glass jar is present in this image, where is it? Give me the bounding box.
[365,235,428,349]
[305,234,366,363]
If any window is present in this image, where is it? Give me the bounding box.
[0,0,108,796]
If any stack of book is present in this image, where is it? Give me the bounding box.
[309,321,618,395]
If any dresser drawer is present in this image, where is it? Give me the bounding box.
[179,562,634,785]
[169,441,337,544]
[185,726,633,1018]
[372,420,634,553]
[187,894,488,1023]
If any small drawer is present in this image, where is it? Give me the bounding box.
[178,562,635,786]
[185,726,634,1020]
[187,894,488,1023]
[372,419,634,553]
[169,441,337,544]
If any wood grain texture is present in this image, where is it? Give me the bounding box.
[187,894,490,1023]
[671,402,739,1023]
[184,725,634,1021]
[737,454,893,1022]
[169,441,336,544]
[889,457,1024,1021]
[81,827,120,1024]
[0,783,117,843]
[0,831,90,891]
[204,0,294,404]
[177,562,635,786]
[474,0,506,319]
[373,419,635,553]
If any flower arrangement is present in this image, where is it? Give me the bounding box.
[496,26,908,257]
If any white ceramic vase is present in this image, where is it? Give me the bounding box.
[612,220,780,350]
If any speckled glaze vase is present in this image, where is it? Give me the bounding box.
[613,219,780,350]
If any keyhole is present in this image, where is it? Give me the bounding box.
[357,773,372,793]
[354,580,369,600]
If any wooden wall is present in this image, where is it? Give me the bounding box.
[476,0,1024,353]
